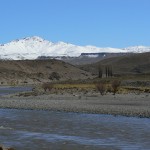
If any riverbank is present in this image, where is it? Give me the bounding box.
[0,93,150,118]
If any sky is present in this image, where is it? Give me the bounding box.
[0,0,150,48]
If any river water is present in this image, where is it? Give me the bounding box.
[0,109,150,150]
[0,86,33,96]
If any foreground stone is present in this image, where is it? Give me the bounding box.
[0,145,15,150]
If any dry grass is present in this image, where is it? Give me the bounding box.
[53,83,96,89]
[33,81,150,95]
[122,86,150,93]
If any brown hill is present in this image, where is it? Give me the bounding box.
[0,59,93,85]
[79,52,150,75]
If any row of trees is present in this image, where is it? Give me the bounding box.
[98,65,113,78]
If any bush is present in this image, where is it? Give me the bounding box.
[106,85,112,93]
[111,80,121,95]
[96,83,106,95]
[42,83,54,92]
[49,72,60,80]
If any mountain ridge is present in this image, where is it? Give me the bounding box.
[0,36,150,60]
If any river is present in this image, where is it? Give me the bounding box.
[0,86,33,96]
[0,109,150,150]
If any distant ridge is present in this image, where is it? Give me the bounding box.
[80,52,150,75]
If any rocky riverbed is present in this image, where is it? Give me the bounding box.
[0,92,150,118]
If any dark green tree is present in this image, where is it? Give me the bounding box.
[105,66,108,78]
[98,65,103,78]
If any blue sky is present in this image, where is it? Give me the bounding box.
[0,0,150,48]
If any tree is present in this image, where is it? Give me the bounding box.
[105,66,108,78]
[108,65,113,77]
[98,65,103,78]
[105,65,113,78]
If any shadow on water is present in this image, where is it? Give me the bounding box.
[0,109,150,150]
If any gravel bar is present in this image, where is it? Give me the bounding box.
[0,93,150,118]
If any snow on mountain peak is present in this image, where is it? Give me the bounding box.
[10,36,43,43]
[0,36,150,60]
[25,36,46,42]
[123,45,150,53]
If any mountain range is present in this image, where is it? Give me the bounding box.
[0,36,150,60]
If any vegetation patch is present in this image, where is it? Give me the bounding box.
[49,72,61,80]
[96,83,106,95]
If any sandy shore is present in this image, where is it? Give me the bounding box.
[0,92,150,118]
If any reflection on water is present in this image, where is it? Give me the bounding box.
[0,109,150,150]
[0,86,32,96]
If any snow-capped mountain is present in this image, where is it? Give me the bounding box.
[0,36,150,60]
[123,46,150,53]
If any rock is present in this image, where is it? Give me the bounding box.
[0,145,15,150]
[8,148,15,150]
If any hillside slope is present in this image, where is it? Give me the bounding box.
[79,52,150,75]
[0,59,93,85]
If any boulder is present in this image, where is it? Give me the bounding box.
[0,145,15,150]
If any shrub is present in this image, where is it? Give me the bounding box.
[106,85,112,93]
[96,83,106,95]
[49,72,60,80]
[111,80,121,95]
[42,83,54,92]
